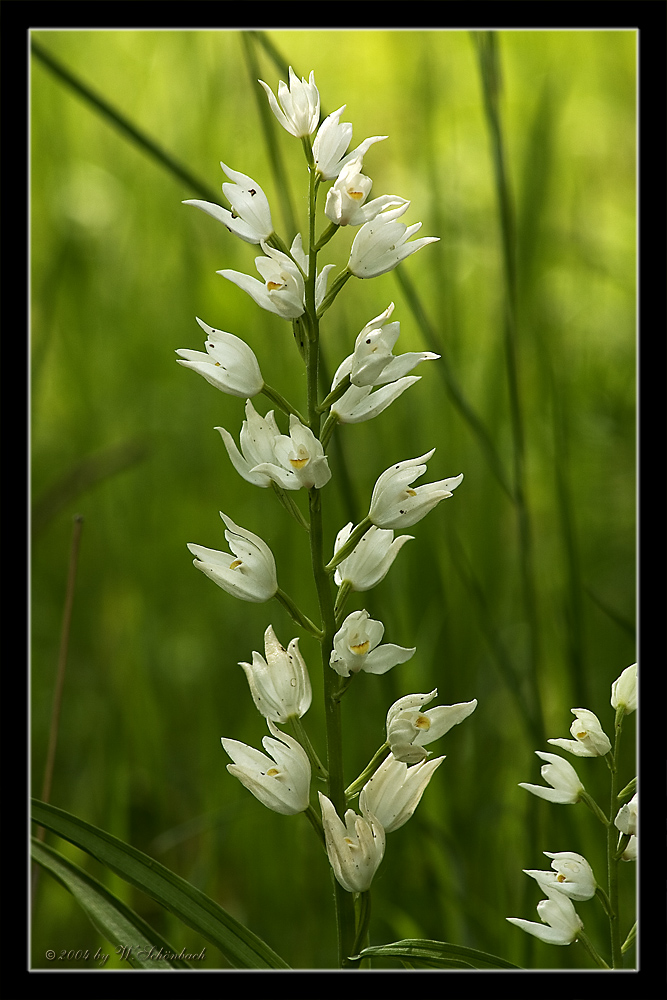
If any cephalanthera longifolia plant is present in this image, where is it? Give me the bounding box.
[507,663,637,969]
[177,67,485,969]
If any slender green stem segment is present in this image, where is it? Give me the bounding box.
[577,931,611,970]
[299,143,357,968]
[345,743,391,800]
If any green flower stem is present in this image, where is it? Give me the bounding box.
[270,483,310,533]
[319,411,339,451]
[274,588,322,639]
[301,161,356,969]
[334,580,353,624]
[617,775,636,802]
[579,789,610,827]
[325,516,372,573]
[315,221,339,251]
[317,374,351,413]
[316,268,352,319]
[577,931,610,969]
[289,715,328,781]
[346,890,372,968]
[345,743,391,800]
[261,383,307,424]
[621,921,636,955]
[607,712,624,968]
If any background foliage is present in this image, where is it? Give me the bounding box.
[30,29,636,970]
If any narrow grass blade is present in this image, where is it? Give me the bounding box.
[31,799,291,969]
[31,838,193,969]
[352,937,521,969]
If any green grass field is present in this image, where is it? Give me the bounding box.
[30,29,636,970]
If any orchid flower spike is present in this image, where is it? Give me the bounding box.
[183,163,274,244]
[176,318,264,398]
[188,513,277,603]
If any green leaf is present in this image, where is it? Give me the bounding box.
[31,838,193,969]
[351,938,521,970]
[31,799,290,969]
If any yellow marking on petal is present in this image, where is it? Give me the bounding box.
[406,488,417,496]
[350,640,370,655]
[289,457,309,469]
[267,280,284,291]
[557,874,567,882]
[229,559,243,570]
[348,189,364,200]
[415,714,431,730]
[266,767,280,777]
[344,837,355,845]
[575,729,587,740]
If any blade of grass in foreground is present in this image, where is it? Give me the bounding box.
[31,838,193,969]
[31,799,291,970]
[352,938,520,969]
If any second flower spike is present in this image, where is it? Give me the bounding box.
[240,625,312,723]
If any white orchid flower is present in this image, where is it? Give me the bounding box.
[324,156,407,227]
[519,751,584,805]
[348,202,439,279]
[176,317,264,398]
[329,609,415,677]
[507,886,583,946]
[359,753,444,833]
[183,162,274,245]
[614,792,637,837]
[368,450,463,530]
[331,302,440,388]
[188,512,277,603]
[523,851,597,901]
[239,624,312,723]
[547,708,612,758]
[611,663,637,714]
[313,105,387,180]
[219,240,305,319]
[221,720,311,815]
[288,233,334,310]
[252,414,331,491]
[386,689,477,764]
[333,523,413,592]
[331,377,421,424]
[259,67,320,138]
[216,399,283,488]
[318,792,385,893]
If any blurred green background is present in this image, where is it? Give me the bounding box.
[30,29,636,970]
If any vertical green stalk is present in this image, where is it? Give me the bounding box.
[301,139,356,967]
[473,31,545,746]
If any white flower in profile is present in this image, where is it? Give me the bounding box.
[329,609,415,677]
[333,523,413,592]
[313,105,387,180]
[507,885,583,946]
[183,162,274,244]
[239,624,312,723]
[368,450,464,530]
[288,233,334,310]
[523,851,597,901]
[259,67,320,138]
[188,512,277,603]
[547,708,612,757]
[318,792,385,893]
[176,317,264,398]
[519,751,584,805]
[386,689,477,764]
[331,377,421,424]
[221,720,311,815]
[359,753,445,833]
[331,302,440,388]
[252,414,332,490]
[611,663,637,714]
[216,399,283,488]
[324,155,408,227]
[348,202,439,279]
[219,240,305,319]
[614,791,637,837]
